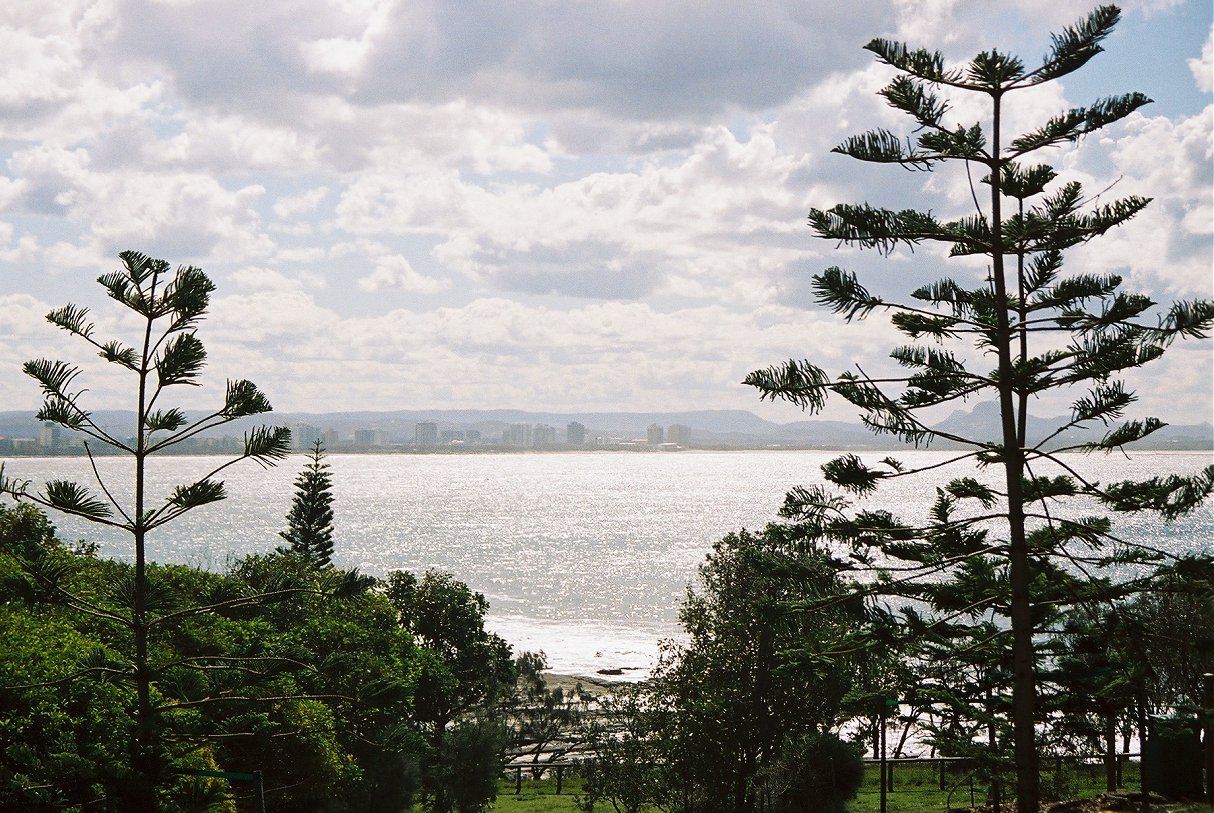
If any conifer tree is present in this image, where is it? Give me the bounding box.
[280,439,336,568]
[1,251,294,808]
[745,7,1214,811]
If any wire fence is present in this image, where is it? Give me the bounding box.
[854,755,1145,811]
[500,754,1149,812]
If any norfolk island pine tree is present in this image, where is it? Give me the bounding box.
[0,252,299,808]
[744,7,1214,812]
[281,439,337,568]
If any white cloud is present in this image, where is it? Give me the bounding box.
[1078,107,1214,296]
[357,254,448,294]
[273,187,330,219]
[1191,25,1213,92]
[0,0,1209,426]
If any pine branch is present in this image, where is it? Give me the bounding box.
[832,130,939,168]
[813,266,884,320]
[863,39,967,87]
[1008,93,1152,156]
[45,304,96,340]
[1023,5,1122,85]
[156,332,207,387]
[743,359,831,412]
[966,50,1026,87]
[810,204,953,255]
[1100,466,1214,520]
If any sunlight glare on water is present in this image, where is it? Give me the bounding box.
[8,449,1211,676]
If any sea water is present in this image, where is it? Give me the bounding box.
[5,450,1211,677]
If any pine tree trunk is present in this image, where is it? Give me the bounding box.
[989,92,1040,813]
[130,327,158,810]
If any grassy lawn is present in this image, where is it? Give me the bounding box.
[490,760,1161,813]
[493,774,587,813]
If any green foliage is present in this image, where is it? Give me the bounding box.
[508,652,592,776]
[436,719,507,813]
[745,7,1213,812]
[0,252,324,809]
[583,524,866,813]
[384,568,516,813]
[579,685,668,813]
[388,569,515,725]
[0,504,442,810]
[759,733,865,813]
[279,440,337,568]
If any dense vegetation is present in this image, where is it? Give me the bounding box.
[0,498,527,811]
[744,5,1213,811]
[580,525,867,813]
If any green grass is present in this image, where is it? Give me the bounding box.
[853,760,1148,813]
[493,775,587,813]
[489,760,1160,813]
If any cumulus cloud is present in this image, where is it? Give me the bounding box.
[1191,25,1213,92]
[273,187,330,219]
[102,0,892,124]
[357,254,448,294]
[1073,107,1214,297]
[0,0,1209,425]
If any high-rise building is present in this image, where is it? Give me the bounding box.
[647,423,664,445]
[566,421,586,446]
[533,424,556,448]
[294,424,322,450]
[667,424,692,446]
[415,421,439,446]
[353,429,383,447]
[38,422,61,449]
[504,423,532,447]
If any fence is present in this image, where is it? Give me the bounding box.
[501,755,1148,812]
[856,755,1144,811]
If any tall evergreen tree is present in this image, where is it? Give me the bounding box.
[281,439,336,568]
[744,7,1214,811]
[1,251,294,808]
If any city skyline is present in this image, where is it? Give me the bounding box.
[4,400,1209,455]
[0,1,1210,426]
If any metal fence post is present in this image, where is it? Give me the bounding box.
[1204,673,1213,804]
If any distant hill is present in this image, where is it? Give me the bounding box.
[2,404,1209,452]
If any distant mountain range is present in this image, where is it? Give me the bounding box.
[1,402,1209,451]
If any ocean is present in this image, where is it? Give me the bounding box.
[5,449,1211,677]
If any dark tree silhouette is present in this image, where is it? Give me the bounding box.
[280,439,336,568]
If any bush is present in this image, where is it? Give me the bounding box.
[763,733,864,813]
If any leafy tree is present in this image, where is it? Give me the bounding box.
[0,504,129,808]
[579,685,670,813]
[585,524,866,813]
[0,251,296,808]
[1045,607,1136,792]
[1121,562,1214,710]
[279,439,336,568]
[219,549,422,811]
[744,7,1214,811]
[508,651,592,778]
[1,501,429,810]
[430,718,505,813]
[386,569,515,813]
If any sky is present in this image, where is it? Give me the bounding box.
[0,0,1211,427]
